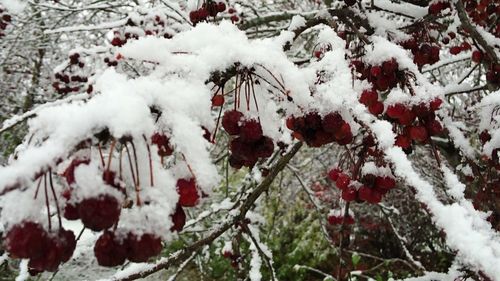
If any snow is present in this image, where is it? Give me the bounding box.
[385,147,500,280]
[372,0,427,19]
[0,0,26,13]
[288,15,306,31]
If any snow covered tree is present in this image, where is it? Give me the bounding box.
[0,0,500,280]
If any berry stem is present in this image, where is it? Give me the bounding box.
[106,139,117,171]
[97,144,106,168]
[33,175,43,199]
[124,143,139,205]
[44,173,52,231]
[142,135,154,187]
[48,168,63,229]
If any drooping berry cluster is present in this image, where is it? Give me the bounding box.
[0,7,11,38]
[222,110,274,169]
[328,167,396,204]
[94,230,162,266]
[286,112,353,147]
[399,36,441,68]
[189,1,227,25]
[53,52,92,95]
[3,222,76,273]
[464,0,500,38]
[110,14,174,47]
[61,161,122,231]
[352,59,405,91]
[386,98,443,153]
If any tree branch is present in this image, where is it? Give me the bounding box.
[110,142,303,281]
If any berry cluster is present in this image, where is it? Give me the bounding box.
[412,43,441,68]
[3,222,76,273]
[0,7,11,38]
[386,98,443,152]
[189,1,226,25]
[94,230,162,266]
[61,161,122,231]
[328,168,396,204]
[222,110,274,169]
[227,6,240,23]
[464,0,500,38]
[110,14,174,47]
[352,59,404,91]
[286,112,353,147]
[53,53,92,95]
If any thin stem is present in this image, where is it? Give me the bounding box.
[48,169,62,229]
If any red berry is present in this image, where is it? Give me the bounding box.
[409,126,429,142]
[176,178,200,207]
[472,50,483,63]
[398,109,416,126]
[480,130,491,144]
[427,119,443,135]
[239,120,263,143]
[328,168,342,181]
[170,204,186,232]
[386,103,405,119]
[94,231,127,267]
[382,59,398,73]
[359,89,378,106]
[222,110,243,135]
[217,2,226,12]
[336,173,351,190]
[211,94,224,106]
[110,37,123,47]
[230,15,239,22]
[375,177,396,190]
[126,233,162,263]
[430,98,443,111]
[328,215,341,225]
[395,134,411,149]
[3,222,47,259]
[151,133,174,157]
[78,195,121,231]
[450,46,462,55]
[322,113,343,133]
[370,66,382,77]
[368,101,384,115]
[341,187,357,201]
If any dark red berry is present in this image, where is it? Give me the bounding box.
[176,178,200,207]
[78,195,121,231]
[222,110,243,135]
[94,231,127,267]
[126,233,162,263]
[170,204,186,232]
